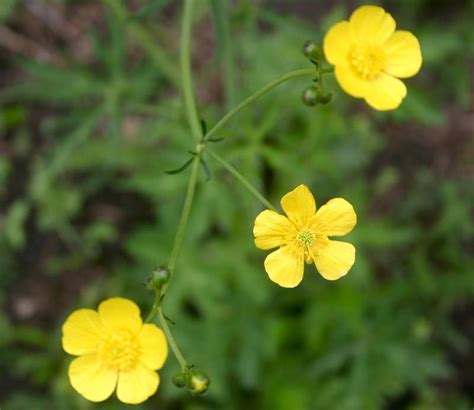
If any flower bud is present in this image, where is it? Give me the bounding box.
[172,372,188,388]
[302,86,318,106]
[316,89,332,104]
[146,266,170,290]
[188,369,210,394]
[303,41,322,61]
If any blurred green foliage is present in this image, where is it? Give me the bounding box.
[0,1,473,409]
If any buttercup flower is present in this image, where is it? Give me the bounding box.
[323,5,422,110]
[62,297,167,404]
[253,185,356,287]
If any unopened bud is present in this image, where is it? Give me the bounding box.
[188,369,210,394]
[303,41,322,61]
[146,266,170,290]
[302,86,318,106]
[172,372,188,388]
[316,89,332,104]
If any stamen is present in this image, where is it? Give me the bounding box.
[350,44,386,80]
[97,329,140,372]
[297,229,314,246]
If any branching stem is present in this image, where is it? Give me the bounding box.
[204,68,316,141]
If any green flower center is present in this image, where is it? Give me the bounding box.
[350,44,386,79]
[297,229,315,246]
[97,328,140,371]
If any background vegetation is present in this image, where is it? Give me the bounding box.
[0,1,472,409]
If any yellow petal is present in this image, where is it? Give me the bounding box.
[98,298,142,335]
[312,198,356,237]
[68,355,118,402]
[323,21,352,65]
[349,6,396,44]
[116,364,159,404]
[280,184,316,229]
[335,65,371,98]
[384,30,422,78]
[137,324,168,370]
[312,240,355,281]
[62,309,103,356]
[365,72,407,110]
[264,245,304,288]
[253,210,295,250]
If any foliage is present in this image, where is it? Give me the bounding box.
[0,1,472,409]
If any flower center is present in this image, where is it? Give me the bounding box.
[297,229,314,246]
[349,44,386,79]
[97,328,140,372]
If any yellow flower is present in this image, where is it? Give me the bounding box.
[253,185,356,288]
[62,297,168,404]
[323,5,422,110]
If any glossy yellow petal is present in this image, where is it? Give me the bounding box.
[384,30,422,78]
[365,72,407,110]
[253,210,295,250]
[116,364,159,404]
[313,198,356,237]
[137,324,168,370]
[312,240,355,281]
[98,298,142,335]
[264,245,304,288]
[62,309,103,356]
[335,65,371,98]
[68,355,117,402]
[349,6,396,44]
[323,21,352,65]
[280,184,316,229]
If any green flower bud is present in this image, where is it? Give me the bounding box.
[172,372,188,388]
[146,266,170,290]
[303,41,322,61]
[316,89,332,104]
[302,86,318,106]
[188,369,210,394]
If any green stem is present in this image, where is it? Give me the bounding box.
[145,288,161,323]
[166,0,205,281]
[320,67,334,74]
[145,289,188,371]
[150,151,201,369]
[181,0,203,142]
[204,68,315,141]
[166,150,202,278]
[205,148,275,211]
[145,0,205,371]
[158,308,187,370]
[316,66,334,88]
